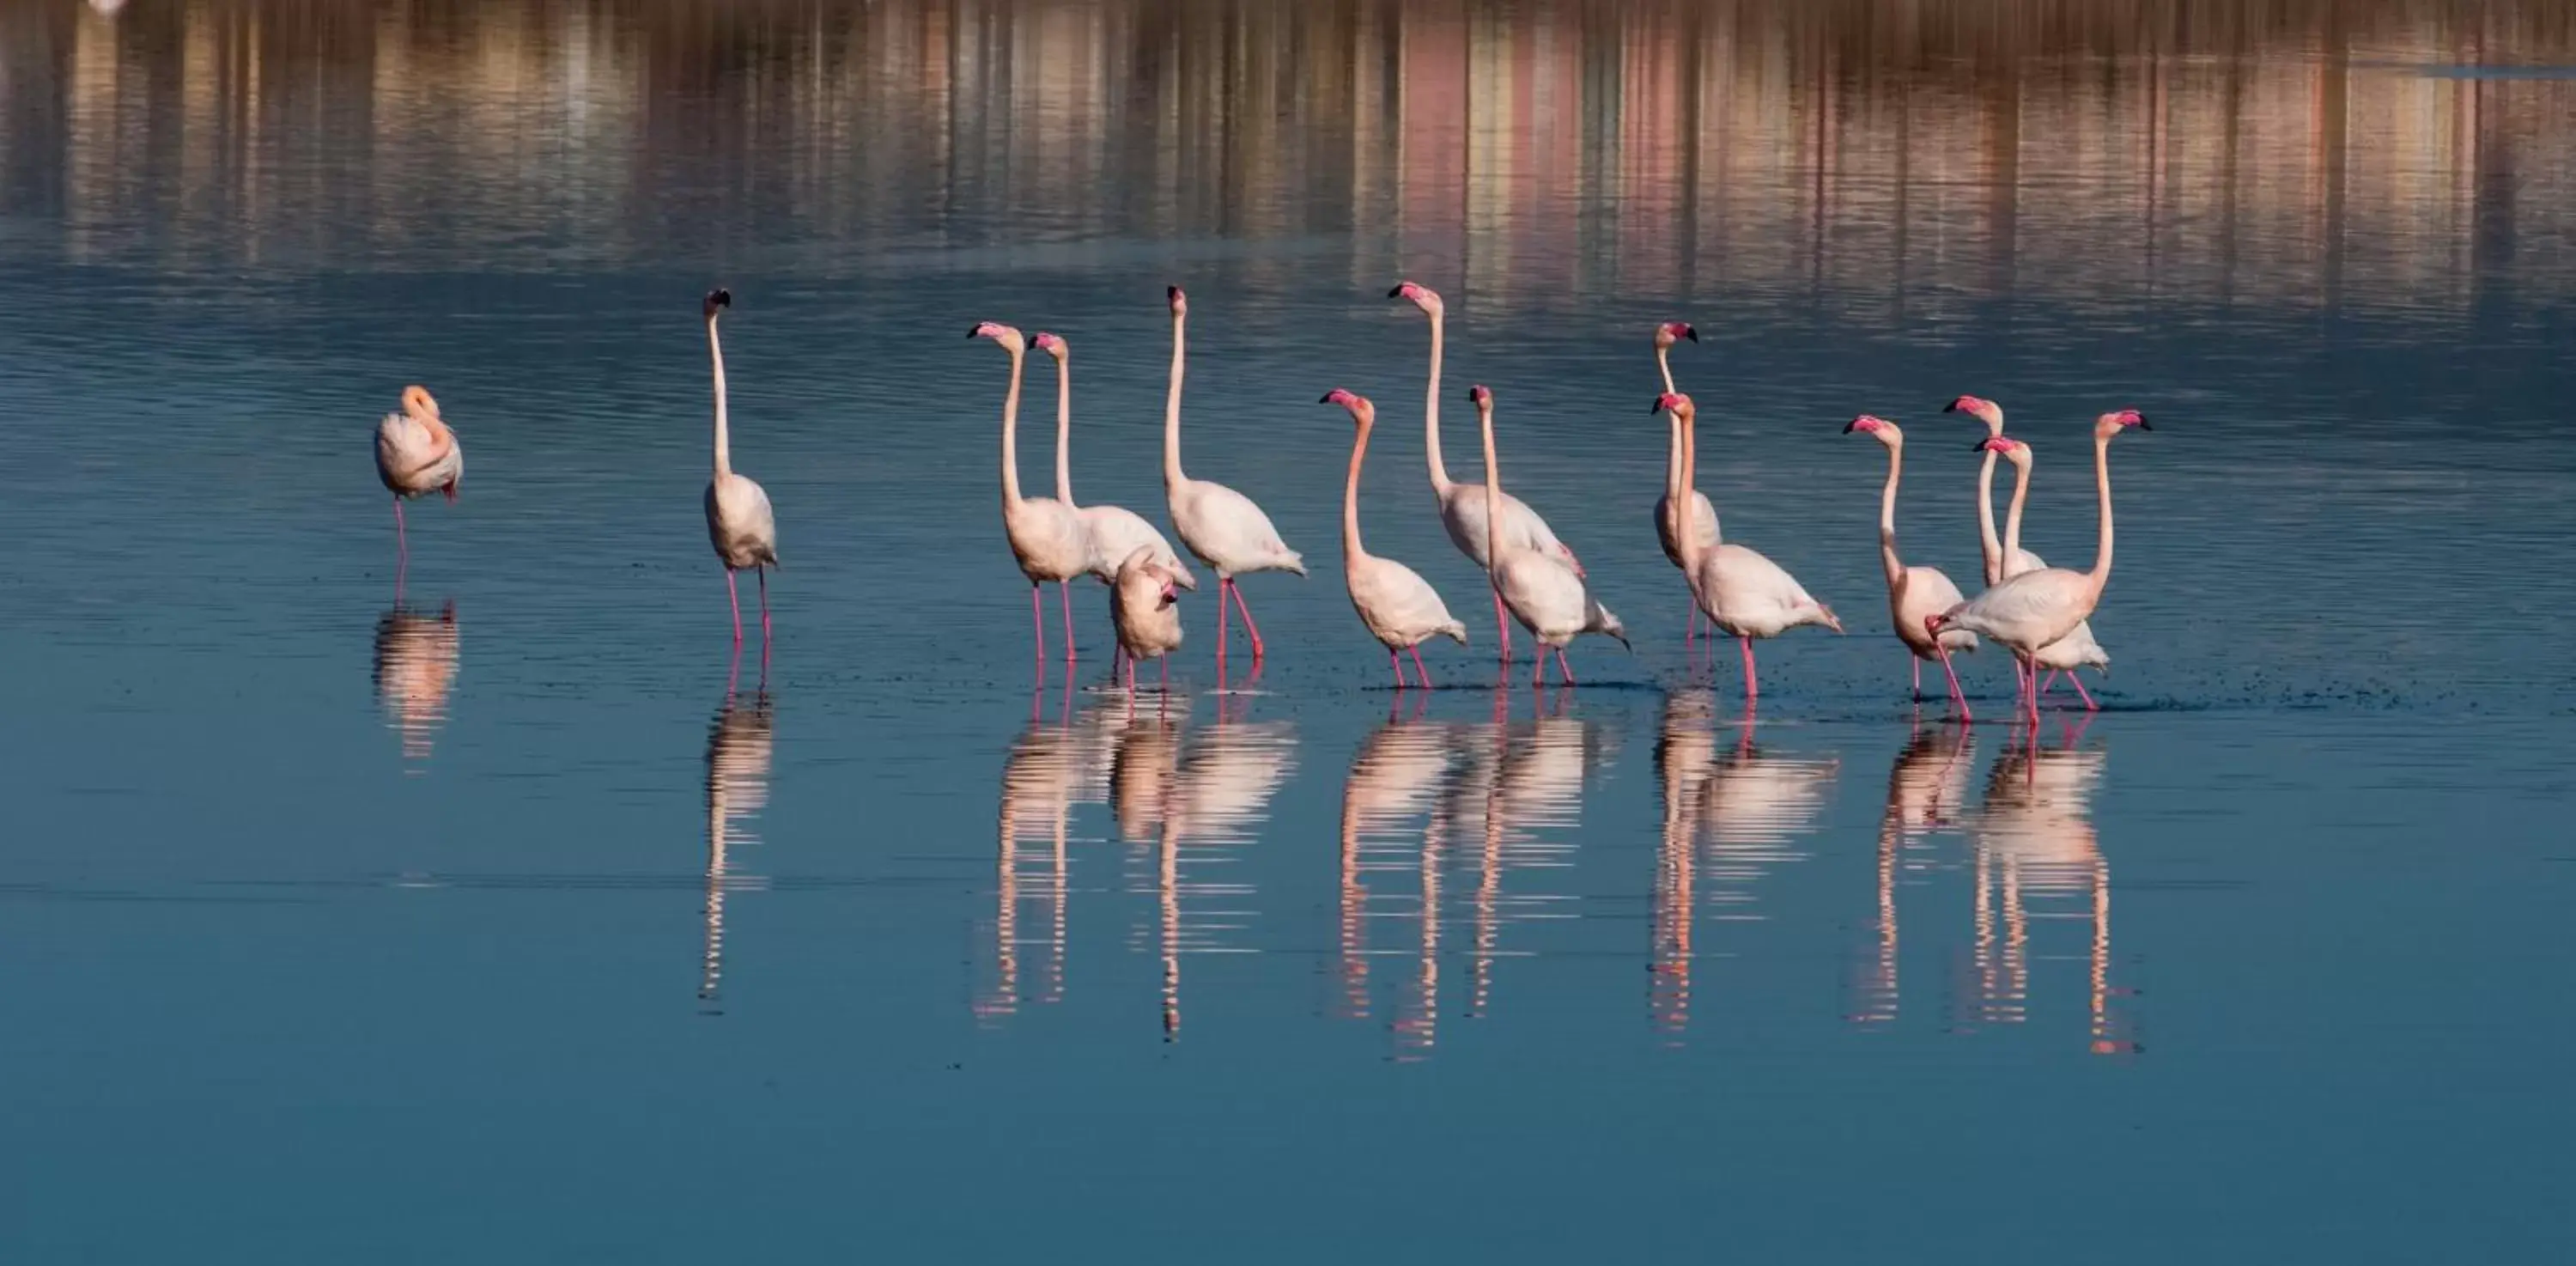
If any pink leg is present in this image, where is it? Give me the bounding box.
[1029,585,1046,662]
[1217,579,1233,661]
[757,567,771,644]
[392,497,409,566]
[1410,645,1434,689]
[1912,656,1923,701]
[1060,581,1078,661]
[1555,648,1577,686]
[1125,654,1137,696]
[1740,636,1759,701]
[2070,673,2099,711]
[1686,605,1699,642]
[1228,581,1267,660]
[1492,590,1513,662]
[1531,650,1546,686]
[1158,655,1169,692]
[2038,670,2060,697]
[1390,649,1406,688]
[1933,642,1973,723]
[726,570,744,645]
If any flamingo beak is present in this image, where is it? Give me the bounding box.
[1682,326,1698,343]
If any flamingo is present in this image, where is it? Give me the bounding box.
[374,385,462,570]
[1991,435,2111,709]
[1844,415,1977,716]
[1321,389,1469,688]
[1650,322,1720,636]
[1472,385,1627,686]
[1032,332,1196,600]
[1656,392,1840,702]
[973,321,1091,663]
[1161,286,1305,660]
[1929,411,2150,721]
[1388,281,1584,662]
[1947,394,2105,700]
[1109,545,1186,697]
[700,289,779,648]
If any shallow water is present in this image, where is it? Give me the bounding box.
[3,1,2573,1261]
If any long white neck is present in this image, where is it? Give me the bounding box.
[1477,400,1503,576]
[1425,309,1454,493]
[1976,448,2003,587]
[2002,456,2032,568]
[999,346,1027,508]
[1675,408,1704,571]
[1162,309,1187,492]
[1659,348,1680,502]
[1053,354,1074,506]
[1343,420,1370,568]
[708,317,731,478]
[2087,431,2116,593]
[1876,439,1905,585]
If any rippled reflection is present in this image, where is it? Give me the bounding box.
[699,691,773,1010]
[372,602,459,770]
[1850,723,1978,1026]
[978,692,1110,1021]
[1971,727,2131,1054]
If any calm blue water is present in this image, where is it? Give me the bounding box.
[3,2,2573,1261]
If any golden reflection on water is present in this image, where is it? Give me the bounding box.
[373,602,458,770]
[1850,721,1978,1026]
[700,690,773,1009]
[12,1,2573,310]
[1971,725,2129,1053]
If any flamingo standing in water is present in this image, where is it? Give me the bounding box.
[1109,546,1186,697]
[1034,332,1195,677]
[1929,411,2150,721]
[1473,385,1627,686]
[1657,393,1840,702]
[701,289,779,648]
[1991,435,2111,709]
[374,385,461,570]
[1161,286,1304,660]
[1321,389,1468,687]
[1388,281,1583,662]
[1650,322,1720,637]
[1947,394,2105,699]
[973,322,1091,663]
[1844,415,1977,715]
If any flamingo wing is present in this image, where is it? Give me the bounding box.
[1349,556,1467,646]
[1176,479,1304,575]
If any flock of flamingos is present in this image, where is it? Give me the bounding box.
[374,282,2148,724]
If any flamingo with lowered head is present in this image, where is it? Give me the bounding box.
[1321,388,1468,688]
[1844,415,1977,716]
[1651,322,1720,636]
[1929,410,2150,719]
[973,321,1092,662]
[1109,545,1186,697]
[1657,392,1841,702]
[1473,384,1627,686]
[1162,286,1305,660]
[1990,435,2111,709]
[1389,281,1584,662]
[701,289,780,648]
[1947,394,2105,699]
[374,384,462,569]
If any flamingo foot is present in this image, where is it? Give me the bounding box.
[1060,581,1078,662]
[1933,642,1973,724]
[757,566,771,645]
[1739,636,1759,702]
[1492,589,1513,663]
[1410,645,1434,690]
[1229,581,1267,660]
[2071,673,2099,711]
[1555,648,1577,686]
[1390,649,1406,689]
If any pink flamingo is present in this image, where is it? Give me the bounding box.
[1031,332,1195,679]
[1322,389,1468,688]
[1388,281,1584,662]
[1929,411,2150,721]
[700,290,779,648]
[1161,287,1305,660]
[972,321,1091,663]
[1948,394,2105,700]
[1473,385,1627,686]
[1989,435,2111,708]
[374,385,461,570]
[1109,545,1186,697]
[1844,415,1977,715]
[1650,323,1720,638]
[1657,393,1840,702]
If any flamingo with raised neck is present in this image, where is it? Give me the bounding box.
[1651,321,1720,638]
[1656,392,1841,703]
[1990,435,2112,709]
[1161,286,1305,660]
[973,321,1091,664]
[1321,388,1467,687]
[1473,384,1626,687]
[701,289,779,649]
[1844,415,1976,717]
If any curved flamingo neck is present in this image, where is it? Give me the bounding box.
[1053,355,1074,506]
[1976,449,2003,587]
[1875,438,1905,585]
[1659,348,1682,502]
[2002,455,2032,568]
[1163,310,1187,492]
[2087,431,2116,593]
[1424,309,1454,494]
[1477,400,1502,575]
[1343,419,1371,568]
[999,345,1027,508]
[1675,406,1706,572]
[708,317,732,478]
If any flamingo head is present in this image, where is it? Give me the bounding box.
[1943,394,2002,432]
[1466,384,1493,409]
[702,288,732,321]
[1157,574,1180,608]
[1166,285,1188,316]
[1844,414,1899,443]
[1650,391,1692,417]
[2097,408,2152,438]
[1388,280,1443,314]
[1977,434,2032,468]
[1032,332,1067,361]
[1924,612,1951,638]
[1320,388,1373,424]
[968,321,1024,353]
[400,385,440,418]
[1654,320,1698,350]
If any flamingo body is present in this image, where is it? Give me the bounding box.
[705,473,778,570]
[1348,555,1467,650]
[1655,490,1721,569]
[1079,505,1197,590]
[1692,543,1841,640]
[1170,478,1305,580]
[375,386,462,501]
[1110,547,1185,682]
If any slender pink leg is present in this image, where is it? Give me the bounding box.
[1029,585,1046,662]
[1687,605,1699,642]
[1491,590,1513,662]
[1410,645,1433,689]
[1157,655,1168,692]
[1228,581,1267,660]
[1912,656,1923,701]
[1390,649,1406,688]
[1217,579,1233,660]
[2038,670,2060,697]
[726,571,744,645]
[1531,651,1545,686]
[392,497,409,566]
[1933,642,1973,723]
[2070,673,2099,711]
[757,567,771,644]
[1740,636,1759,701]
[1555,648,1577,686]
[1060,581,1078,661]
[1125,654,1137,696]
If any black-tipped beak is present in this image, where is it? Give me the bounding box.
[1386,284,1406,298]
[1166,285,1182,301]
[964,326,981,338]
[2133,416,2154,430]
[1843,419,1862,434]
[1683,326,1699,343]
[1318,393,1335,405]
[1648,399,1663,415]
[1940,399,1960,413]
[1968,439,1990,453]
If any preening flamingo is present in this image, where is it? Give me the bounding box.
[1929,411,2150,719]
[1656,392,1840,702]
[1032,332,1195,598]
[1161,286,1305,660]
[1321,389,1468,688]
[701,289,779,648]
[1992,435,2111,709]
[1844,415,1977,715]
[1473,385,1627,686]
[374,384,461,570]
[1948,394,2105,700]
[1650,322,1720,637]
[973,321,1092,663]
[1388,281,1583,662]
[1109,545,1186,696]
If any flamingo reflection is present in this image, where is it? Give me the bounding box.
[1468,696,1613,1020]
[1850,723,1976,1026]
[700,691,774,1010]
[374,601,459,770]
[1651,690,1721,1037]
[979,691,1114,1021]
[1971,727,2131,1053]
